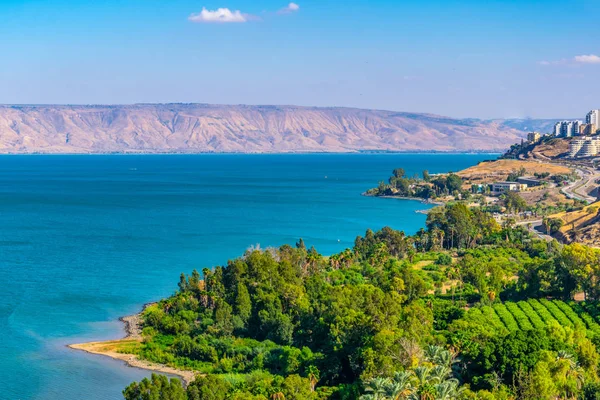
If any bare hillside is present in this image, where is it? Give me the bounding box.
[0,104,530,153]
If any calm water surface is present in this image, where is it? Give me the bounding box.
[0,154,493,400]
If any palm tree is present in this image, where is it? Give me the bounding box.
[424,346,443,362]
[329,253,341,270]
[556,351,584,398]
[386,371,413,399]
[307,366,320,392]
[412,366,434,387]
[430,365,451,382]
[339,248,354,268]
[434,379,464,400]
[425,346,455,369]
[361,377,392,400]
[392,338,423,368]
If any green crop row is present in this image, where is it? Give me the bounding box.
[527,299,557,325]
[553,300,586,328]
[567,302,600,336]
[582,302,600,321]
[505,302,534,330]
[469,300,600,337]
[480,306,505,329]
[539,299,573,327]
[493,304,519,332]
[516,301,546,330]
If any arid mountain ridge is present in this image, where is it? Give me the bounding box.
[0,104,558,154]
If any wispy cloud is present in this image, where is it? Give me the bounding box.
[574,54,600,64]
[539,54,600,66]
[189,3,299,23]
[278,2,300,14]
[188,7,254,23]
[538,60,565,66]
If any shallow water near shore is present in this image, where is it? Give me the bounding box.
[0,153,492,400]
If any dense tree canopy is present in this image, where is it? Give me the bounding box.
[123,202,600,400]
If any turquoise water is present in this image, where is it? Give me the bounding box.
[0,154,493,400]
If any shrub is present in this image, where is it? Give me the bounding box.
[435,253,452,265]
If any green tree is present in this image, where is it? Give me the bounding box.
[392,168,406,178]
[187,375,232,400]
[445,174,463,193]
[235,282,252,326]
[422,170,431,182]
[503,191,527,214]
[123,374,187,400]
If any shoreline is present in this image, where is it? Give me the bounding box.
[68,303,197,386]
[362,192,445,207]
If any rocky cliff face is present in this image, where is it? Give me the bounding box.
[0,104,530,153]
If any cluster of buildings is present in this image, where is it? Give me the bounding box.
[491,177,542,194]
[555,110,600,139]
[524,109,600,158]
[525,110,599,149]
[569,136,600,158]
[566,110,600,158]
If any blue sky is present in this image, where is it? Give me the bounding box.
[1,0,598,119]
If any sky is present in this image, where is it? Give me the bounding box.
[0,0,599,119]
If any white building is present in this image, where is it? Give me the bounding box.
[569,136,600,158]
[586,109,600,132]
[554,120,582,137]
[492,182,528,194]
[554,122,562,136]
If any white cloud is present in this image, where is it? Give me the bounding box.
[188,7,251,23]
[574,54,600,64]
[538,59,566,66]
[278,2,300,14]
[539,54,600,66]
[189,3,299,24]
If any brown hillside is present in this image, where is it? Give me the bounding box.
[0,104,527,154]
[457,160,571,183]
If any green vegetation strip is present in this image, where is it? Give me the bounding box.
[527,299,557,325]
[480,306,506,331]
[552,300,585,327]
[539,299,573,327]
[516,301,545,330]
[568,302,600,335]
[492,304,519,332]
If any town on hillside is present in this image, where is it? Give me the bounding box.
[367,108,600,246]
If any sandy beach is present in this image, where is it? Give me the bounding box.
[68,305,197,386]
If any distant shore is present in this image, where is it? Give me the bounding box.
[0,151,504,156]
[68,304,197,386]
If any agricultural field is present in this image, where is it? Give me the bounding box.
[459,299,600,337]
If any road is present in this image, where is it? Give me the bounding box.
[561,166,599,203]
[516,219,554,242]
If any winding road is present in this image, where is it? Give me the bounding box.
[562,166,600,203]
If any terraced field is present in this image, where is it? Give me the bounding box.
[464,299,600,336]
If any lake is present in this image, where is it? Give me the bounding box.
[0,153,493,399]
